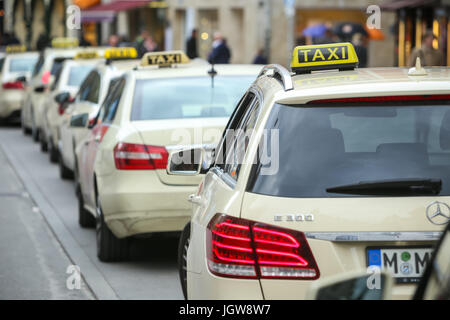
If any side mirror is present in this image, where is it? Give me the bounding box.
[34,85,46,93]
[167,148,203,176]
[54,91,70,104]
[70,113,89,128]
[307,271,393,300]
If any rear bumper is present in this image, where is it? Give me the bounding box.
[0,92,24,118]
[98,171,197,238]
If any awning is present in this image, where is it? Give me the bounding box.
[380,0,435,10]
[81,0,152,23]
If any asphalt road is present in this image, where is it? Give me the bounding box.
[0,124,183,300]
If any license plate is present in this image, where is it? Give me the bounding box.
[367,246,433,283]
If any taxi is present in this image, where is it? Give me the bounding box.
[58,47,139,179]
[74,51,261,262]
[41,49,104,159]
[176,43,450,299]
[0,45,38,121]
[21,37,80,140]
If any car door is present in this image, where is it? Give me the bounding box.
[81,78,126,211]
[189,91,260,274]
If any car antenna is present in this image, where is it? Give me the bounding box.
[208,63,217,88]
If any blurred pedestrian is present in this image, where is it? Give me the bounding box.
[208,32,231,64]
[253,49,268,65]
[36,34,50,51]
[186,29,198,59]
[409,31,443,67]
[314,28,337,45]
[137,30,159,57]
[108,34,119,47]
[79,31,92,47]
[352,33,368,68]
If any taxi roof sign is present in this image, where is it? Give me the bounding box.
[75,50,101,60]
[6,45,26,53]
[140,51,190,67]
[290,42,359,74]
[52,37,79,48]
[104,47,138,60]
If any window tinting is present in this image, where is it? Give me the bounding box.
[248,101,450,198]
[131,76,255,121]
[0,58,5,72]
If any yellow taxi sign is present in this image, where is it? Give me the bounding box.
[290,42,359,74]
[140,51,190,67]
[52,37,79,48]
[6,45,26,53]
[104,47,138,60]
[74,50,100,60]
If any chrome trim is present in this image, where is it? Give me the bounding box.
[211,167,236,189]
[305,232,443,242]
[257,64,294,91]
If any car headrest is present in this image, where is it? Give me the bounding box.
[440,110,450,150]
[376,143,429,165]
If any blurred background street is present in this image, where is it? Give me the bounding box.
[0,0,449,68]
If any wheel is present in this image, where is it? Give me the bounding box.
[58,151,73,179]
[178,222,191,300]
[96,196,129,262]
[31,116,39,142]
[48,139,59,163]
[21,113,31,135]
[40,132,48,152]
[77,186,95,228]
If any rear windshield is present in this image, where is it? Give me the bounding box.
[51,58,67,75]
[248,100,450,198]
[67,65,94,87]
[131,76,255,121]
[9,57,38,73]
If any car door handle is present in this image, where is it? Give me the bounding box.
[188,194,202,204]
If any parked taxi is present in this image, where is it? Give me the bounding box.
[176,43,450,299]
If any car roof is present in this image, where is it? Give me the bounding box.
[132,63,263,80]
[258,67,450,105]
[5,52,39,59]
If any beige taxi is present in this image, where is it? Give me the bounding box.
[0,46,38,121]
[74,51,261,262]
[21,38,80,140]
[176,43,450,300]
[58,48,139,179]
[41,50,104,159]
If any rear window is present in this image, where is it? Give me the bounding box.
[248,100,450,198]
[131,76,255,121]
[9,57,38,73]
[67,65,94,87]
[0,58,4,72]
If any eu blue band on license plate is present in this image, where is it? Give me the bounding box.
[368,249,382,267]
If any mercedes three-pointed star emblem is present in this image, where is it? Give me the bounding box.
[426,201,450,225]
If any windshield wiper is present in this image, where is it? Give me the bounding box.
[326,178,442,196]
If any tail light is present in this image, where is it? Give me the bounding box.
[207,214,319,280]
[114,142,168,170]
[41,71,50,85]
[2,81,24,90]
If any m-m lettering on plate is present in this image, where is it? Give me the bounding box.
[297,46,347,63]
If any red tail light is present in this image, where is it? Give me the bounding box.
[2,81,24,90]
[114,143,168,170]
[41,71,50,85]
[207,214,319,279]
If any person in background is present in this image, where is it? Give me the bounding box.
[314,28,337,45]
[186,29,198,59]
[352,33,368,68]
[108,34,119,47]
[137,30,159,57]
[208,32,231,64]
[409,31,444,67]
[79,31,92,47]
[253,48,268,65]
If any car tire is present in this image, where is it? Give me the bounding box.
[21,114,31,135]
[77,186,95,228]
[96,196,129,262]
[178,222,191,300]
[58,151,73,179]
[40,133,48,152]
[48,139,59,163]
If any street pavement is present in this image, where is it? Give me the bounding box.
[0,124,183,300]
